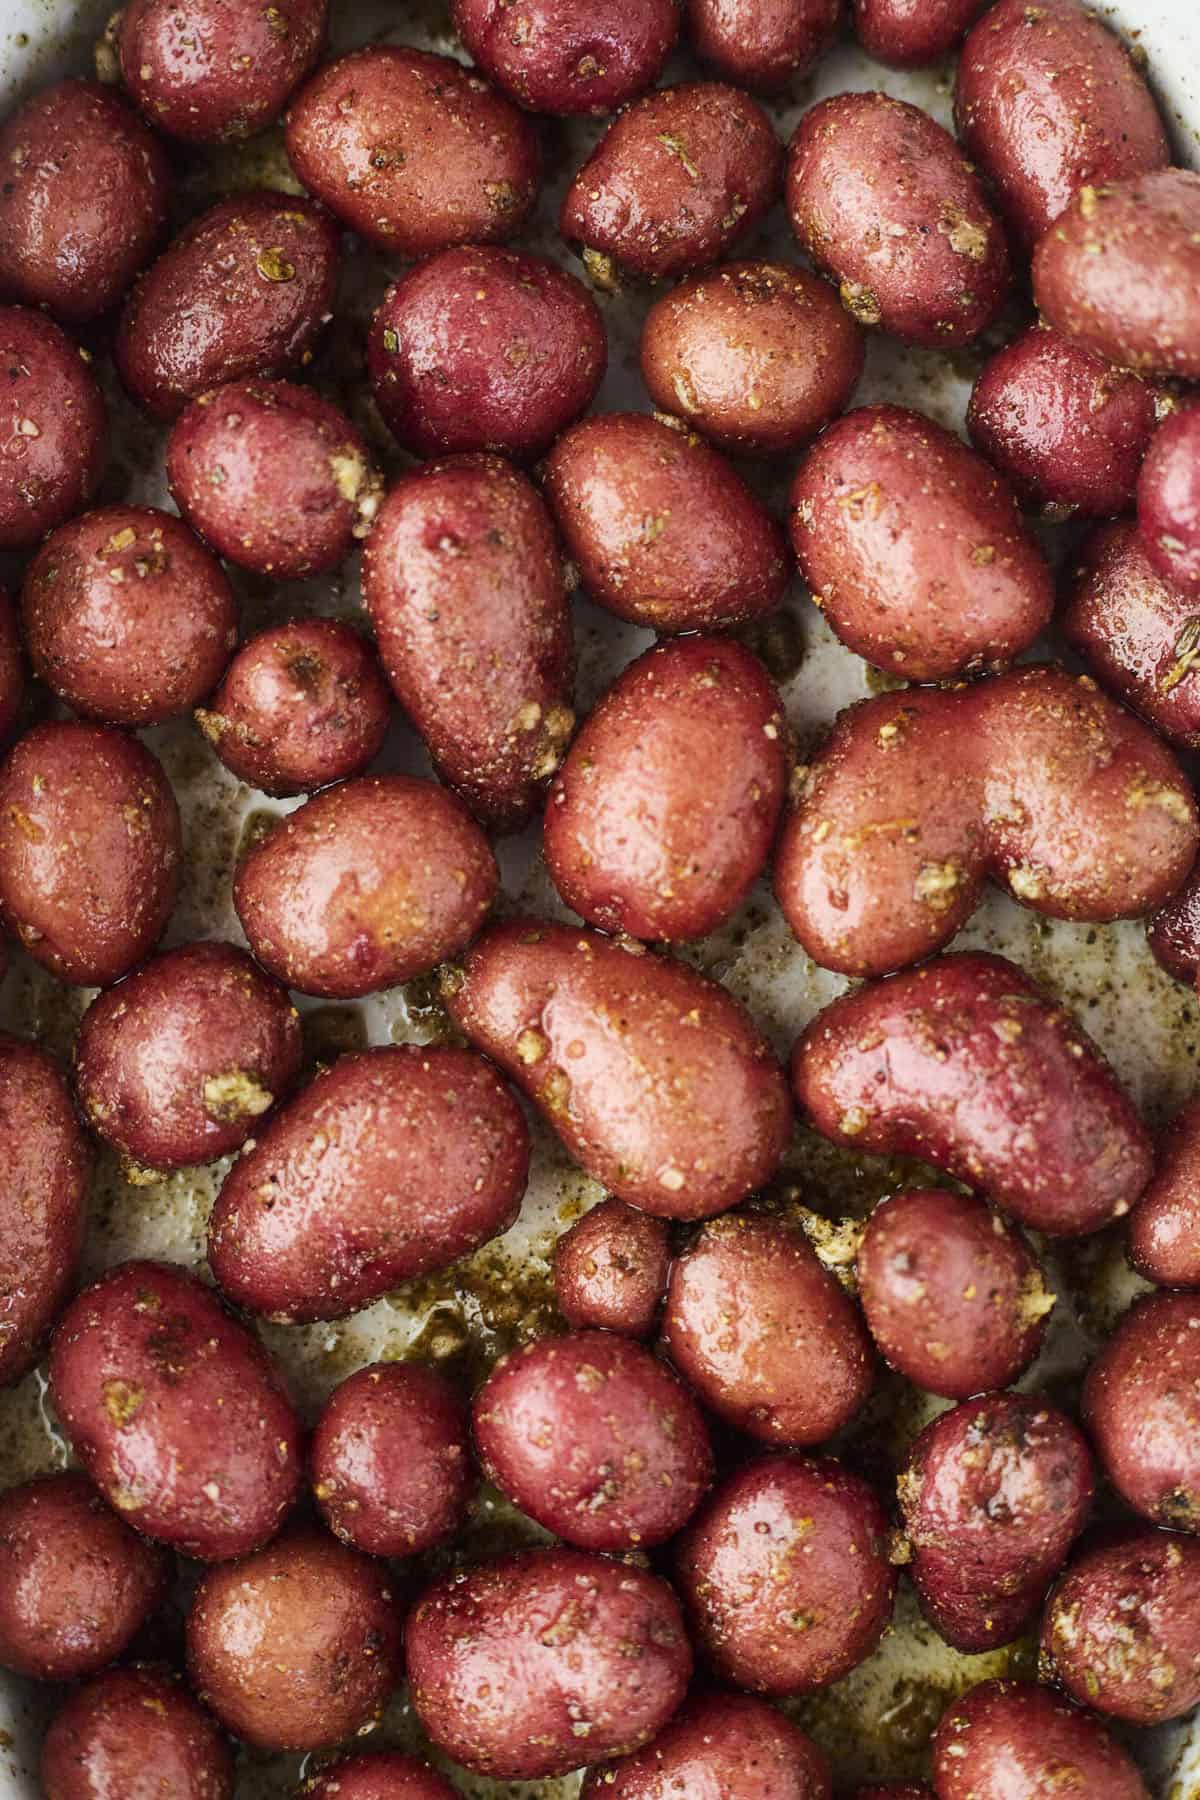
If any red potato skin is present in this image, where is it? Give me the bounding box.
[560,82,782,280]
[1139,406,1200,595]
[686,0,839,92]
[233,775,498,999]
[932,1679,1150,1800]
[1083,1291,1200,1532]
[1128,1098,1200,1288]
[304,1754,460,1800]
[857,1188,1053,1400]
[443,919,793,1221]
[115,192,340,421]
[48,1259,304,1562]
[453,0,678,114]
[0,308,107,551]
[580,1692,832,1799]
[544,413,789,633]
[676,1453,897,1694]
[0,80,170,323]
[954,0,1169,254]
[0,590,23,746]
[545,636,788,942]
[554,1198,671,1338]
[406,1547,692,1780]
[209,1045,528,1323]
[1149,861,1200,986]
[853,0,984,66]
[661,1212,875,1445]
[0,722,180,988]
[786,93,1009,348]
[792,953,1153,1238]
[789,405,1052,679]
[285,47,539,257]
[40,1666,234,1800]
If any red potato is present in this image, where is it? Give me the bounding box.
[686,0,840,91]
[792,953,1153,1238]
[442,919,793,1221]
[1128,1098,1200,1288]
[543,413,789,632]
[554,1198,671,1337]
[48,1259,303,1561]
[580,1692,832,1799]
[560,82,782,281]
[406,1547,691,1779]
[661,1212,875,1445]
[931,1679,1150,1800]
[368,247,605,463]
[1139,405,1200,594]
[0,590,23,746]
[41,1666,233,1800]
[1083,1291,1200,1532]
[209,1045,528,1322]
[116,191,340,421]
[789,405,1052,679]
[305,1754,460,1800]
[453,0,678,114]
[955,0,1169,254]
[187,1526,402,1753]
[285,47,539,256]
[233,775,498,999]
[786,92,1009,347]
[0,721,180,988]
[0,79,169,322]
[23,504,237,728]
[1149,860,1200,986]
[0,308,107,551]
[857,1189,1054,1399]
[676,1453,896,1694]
[853,0,984,66]
[545,636,788,942]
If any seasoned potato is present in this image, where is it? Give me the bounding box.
[41,1666,233,1800]
[853,0,985,66]
[932,1680,1149,1800]
[554,1199,671,1338]
[687,0,840,91]
[1128,1097,1200,1288]
[1083,1291,1200,1532]
[1138,405,1200,594]
[453,0,678,113]
[0,308,107,551]
[581,1693,831,1798]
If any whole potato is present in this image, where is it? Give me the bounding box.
[41,1666,234,1800]
[554,1198,671,1338]
[453,0,678,113]
[0,308,107,551]
[544,413,789,632]
[687,0,839,91]
[48,1259,303,1561]
[1083,1291,1200,1532]
[285,47,539,256]
[1149,860,1200,986]
[581,1693,832,1798]
[405,1547,692,1779]
[209,1045,528,1322]
[932,1679,1149,1800]
[1138,405,1200,594]
[443,919,793,1220]
[305,1754,460,1800]
[853,0,985,66]
[792,952,1152,1237]
[789,404,1052,679]
[0,721,180,987]
[1128,1097,1200,1288]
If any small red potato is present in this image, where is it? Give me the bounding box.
[787,92,1009,347]
[554,1198,671,1338]
[285,47,539,256]
[0,721,180,988]
[676,1452,896,1694]
[0,1472,169,1682]
[312,1362,472,1557]
[443,919,793,1221]
[931,1679,1150,1800]
[662,1211,874,1445]
[1083,1291,1200,1532]
[41,1666,234,1800]
[187,1525,402,1752]
[1033,170,1200,383]
[209,1045,528,1322]
[792,952,1153,1238]
[955,0,1169,254]
[790,405,1052,679]
[48,1258,303,1561]
[0,79,170,322]
[119,0,327,143]
[23,504,237,727]
[857,1189,1054,1399]
[305,1754,460,1800]
[581,1692,832,1798]
[560,82,782,281]
[0,308,107,551]
[0,590,23,746]
[406,1547,692,1779]
[1128,1097,1200,1288]
[1149,860,1200,986]
[453,0,677,114]
[967,327,1161,521]
[1139,405,1200,595]
[544,413,789,632]
[853,0,984,66]
[686,0,839,91]
[545,636,787,942]
[116,191,340,420]
[368,247,605,463]
[233,775,497,999]
[474,1330,712,1550]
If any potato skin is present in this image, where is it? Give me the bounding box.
[233,776,497,999]
[285,47,539,256]
[1128,1099,1200,1288]
[116,191,340,420]
[853,0,984,67]
[1149,861,1200,986]
[1083,1291,1200,1533]
[786,92,1008,347]
[790,405,1051,679]
[580,1692,832,1799]
[676,1453,896,1694]
[792,952,1152,1237]
[544,413,789,632]
[560,82,782,279]
[305,1754,459,1800]
[931,1679,1149,1800]
[662,1212,874,1445]
[0,308,107,551]
[0,79,170,322]
[209,1046,528,1323]
[1138,406,1200,594]
[0,591,23,747]
[554,1198,671,1338]
[0,722,180,988]
[545,636,787,942]
[41,1666,234,1800]
[443,919,793,1220]
[453,0,677,114]
[48,1259,303,1561]
[687,0,839,91]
